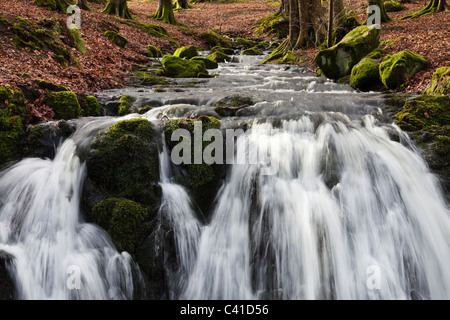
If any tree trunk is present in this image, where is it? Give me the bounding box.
[400,0,446,18]
[102,0,133,19]
[333,0,346,25]
[296,0,326,48]
[278,0,290,14]
[152,0,179,25]
[368,0,392,23]
[327,0,334,48]
[77,0,90,10]
[175,0,190,10]
[288,0,300,49]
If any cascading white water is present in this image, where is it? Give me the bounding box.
[0,122,143,299]
[178,113,450,300]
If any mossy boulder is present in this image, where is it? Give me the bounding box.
[79,95,102,117]
[384,1,403,12]
[35,79,69,92]
[118,95,136,116]
[145,44,163,58]
[314,25,381,80]
[425,67,450,95]
[242,47,264,56]
[350,57,381,90]
[252,12,289,40]
[162,55,208,78]
[234,37,255,49]
[44,91,82,120]
[199,30,233,49]
[34,0,73,12]
[91,198,147,253]
[190,56,218,69]
[163,116,223,218]
[395,95,450,132]
[173,45,199,59]
[86,118,160,205]
[23,120,75,159]
[0,87,26,167]
[379,50,429,90]
[366,48,389,60]
[207,51,230,63]
[211,46,234,55]
[104,30,128,48]
[261,50,300,65]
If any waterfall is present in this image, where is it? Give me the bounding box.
[177,114,450,300]
[0,125,143,299]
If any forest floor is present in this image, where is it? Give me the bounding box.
[0,0,448,94]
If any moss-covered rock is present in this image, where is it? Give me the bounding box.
[163,116,223,217]
[173,45,199,59]
[198,30,232,49]
[117,95,136,116]
[162,55,208,78]
[379,50,429,90]
[252,12,289,40]
[79,95,102,117]
[366,48,389,60]
[314,25,381,80]
[104,30,128,48]
[211,46,234,55]
[350,57,381,90]
[384,1,403,12]
[242,47,264,56]
[425,66,450,95]
[44,91,82,120]
[86,118,160,205]
[145,44,163,58]
[34,0,73,13]
[68,28,86,54]
[91,198,147,253]
[207,51,230,63]
[35,79,69,92]
[234,37,255,49]
[0,87,26,167]
[190,56,218,69]
[261,50,300,65]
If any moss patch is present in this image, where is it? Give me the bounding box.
[379,50,429,90]
[350,57,381,90]
[145,44,163,58]
[118,95,136,116]
[425,66,450,95]
[162,55,208,78]
[207,51,230,63]
[173,46,199,59]
[104,30,128,48]
[252,12,289,40]
[44,91,82,120]
[190,56,218,69]
[242,47,264,56]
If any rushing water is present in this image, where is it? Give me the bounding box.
[1,55,450,300]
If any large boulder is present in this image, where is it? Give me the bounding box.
[379,50,429,90]
[425,66,450,95]
[314,25,380,80]
[162,55,208,78]
[190,56,218,70]
[86,118,160,206]
[350,57,381,91]
[173,46,199,59]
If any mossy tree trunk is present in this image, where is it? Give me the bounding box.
[77,0,90,10]
[368,0,392,23]
[295,0,326,48]
[102,0,133,19]
[152,0,179,25]
[175,0,190,10]
[400,0,448,19]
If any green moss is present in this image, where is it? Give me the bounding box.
[252,12,289,40]
[379,50,430,90]
[384,1,403,12]
[0,87,26,167]
[87,118,160,204]
[145,44,163,58]
[207,51,230,63]
[118,95,136,116]
[211,46,234,55]
[34,0,73,12]
[262,50,300,65]
[234,37,254,49]
[1,15,73,66]
[104,30,128,48]
[425,67,450,95]
[44,91,81,120]
[190,56,218,69]
[36,79,69,92]
[91,198,146,253]
[242,47,264,56]
[173,46,199,59]
[350,57,381,90]
[102,0,133,19]
[79,95,102,117]
[395,95,450,131]
[116,19,169,39]
[162,55,208,78]
[366,48,389,60]
[314,25,381,80]
[69,29,86,54]
[199,30,232,49]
